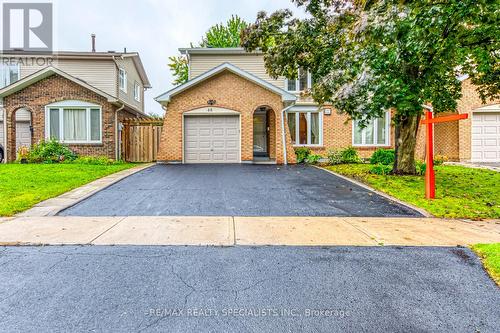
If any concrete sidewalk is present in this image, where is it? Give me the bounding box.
[0,216,498,246]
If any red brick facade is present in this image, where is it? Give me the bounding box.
[158,70,296,164]
[2,74,135,162]
[157,73,500,165]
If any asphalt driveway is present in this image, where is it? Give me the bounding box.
[0,246,498,332]
[59,164,421,217]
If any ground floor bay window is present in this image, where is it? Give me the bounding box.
[287,110,322,146]
[352,112,390,146]
[45,101,102,143]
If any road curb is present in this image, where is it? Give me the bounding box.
[314,165,433,218]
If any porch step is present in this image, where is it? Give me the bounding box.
[252,157,276,165]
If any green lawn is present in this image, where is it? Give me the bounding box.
[324,164,500,219]
[0,163,136,216]
[472,243,500,285]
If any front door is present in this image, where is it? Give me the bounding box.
[253,112,268,157]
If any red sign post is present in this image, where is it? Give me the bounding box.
[420,109,468,199]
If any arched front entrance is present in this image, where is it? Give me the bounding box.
[15,108,32,152]
[253,106,276,161]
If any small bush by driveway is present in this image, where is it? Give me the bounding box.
[325,164,500,219]
[0,163,135,216]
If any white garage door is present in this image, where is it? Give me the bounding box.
[184,115,240,163]
[16,121,31,151]
[472,112,500,162]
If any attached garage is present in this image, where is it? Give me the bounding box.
[184,114,240,163]
[471,105,500,162]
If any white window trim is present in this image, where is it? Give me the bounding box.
[44,101,102,144]
[284,69,312,93]
[287,110,323,147]
[119,68,127,93]
[352,111,390,147]
[0,62,20,88]
[134,82,141,102]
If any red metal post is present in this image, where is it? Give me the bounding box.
[425,110,435,199]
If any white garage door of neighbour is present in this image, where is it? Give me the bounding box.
[472,111,500,162]
[184,115,240,163]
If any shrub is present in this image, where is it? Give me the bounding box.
[294,147,311,163]
[327,150,343,165]
[68,156,125,165]
[340,147,361,164]
[433,155,448,166]
[26,139,77,163]
[416,161,426,175]
[370,149,395,165]
[369,164,392,175]
[305,154,322,164]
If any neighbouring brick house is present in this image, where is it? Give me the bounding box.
[0,50,151,163]
[156,48,499,164]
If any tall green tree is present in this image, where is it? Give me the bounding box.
[242,0,499,174]
[201,15,248,48]
[168,15,248,85]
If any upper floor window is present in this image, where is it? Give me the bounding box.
[0,62,20,88]
[287,110,323,146]
[119,68,127,93]
[285,68,311,92]
[45,100,102,144]
[134,82,141,102]
[352,112,390,146]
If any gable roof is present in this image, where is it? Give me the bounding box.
[0,66,118,102]
[155,62,297,104]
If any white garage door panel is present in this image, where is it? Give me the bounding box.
[184,115,240,163]
[471,111,500,162]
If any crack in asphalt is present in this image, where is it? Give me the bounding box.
[136,264,298,332]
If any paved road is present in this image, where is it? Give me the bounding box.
[0,246,498,332]
[59,164,421,217]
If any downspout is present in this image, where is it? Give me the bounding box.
[115,103,125,160]
[281,104,295,165]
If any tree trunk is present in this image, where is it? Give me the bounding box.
[392,114,420,175]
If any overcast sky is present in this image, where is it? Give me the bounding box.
[52,0,305,115]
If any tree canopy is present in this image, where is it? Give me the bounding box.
[168,15,248,85]
[242,0,499,173]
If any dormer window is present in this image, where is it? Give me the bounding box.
[119,68,127,93]
[285,68,311,92]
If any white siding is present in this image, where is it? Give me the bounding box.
[115,57,143,111]
[189,54,285,89]
[19,59,117,97]
[15,108,31,121]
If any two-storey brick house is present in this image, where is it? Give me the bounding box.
[155,47,499,164]
[0,50,151,162]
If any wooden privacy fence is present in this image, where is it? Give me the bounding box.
[121,119,163,162]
